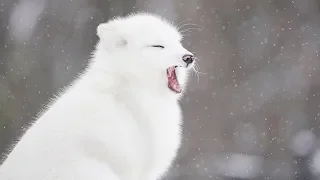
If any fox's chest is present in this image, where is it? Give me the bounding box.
[114,88,183,177]
[148,102,182,170]
[130,93,182,173]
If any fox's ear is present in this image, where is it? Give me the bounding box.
[97,22,127,49]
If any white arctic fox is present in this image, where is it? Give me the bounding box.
[0,12,195,180]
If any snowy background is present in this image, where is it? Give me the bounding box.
[1,0,320,179]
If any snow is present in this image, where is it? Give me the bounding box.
[1,0,320,179]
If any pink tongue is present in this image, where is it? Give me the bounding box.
[167,66,182,93]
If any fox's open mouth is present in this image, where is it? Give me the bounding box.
[167,66,182,93]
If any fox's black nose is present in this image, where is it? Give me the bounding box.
[182,54,195,65]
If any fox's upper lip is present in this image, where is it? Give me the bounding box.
[180,62,194,69]
[173,61,194,69]
[174,64,189,68]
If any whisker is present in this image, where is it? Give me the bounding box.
[179,27,202,34]
[176,18,192,29]
[192,63,199,82]
[191,60,207,83]
[178,21,203,39]
[194,57,201,61]
[193,66,200,83]
[178,23,203,32]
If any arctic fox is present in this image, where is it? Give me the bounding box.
[0,12,195,180]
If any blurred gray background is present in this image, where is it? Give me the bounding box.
[1,0,320,179]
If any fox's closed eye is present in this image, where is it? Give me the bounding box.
[151,45,165,49]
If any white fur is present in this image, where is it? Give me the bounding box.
[0,12,194,180]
